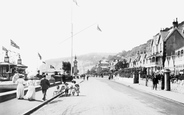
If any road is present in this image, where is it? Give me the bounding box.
[33,77,184,115]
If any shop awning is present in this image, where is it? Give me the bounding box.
[0,62,16,66]
[17,64,28,68]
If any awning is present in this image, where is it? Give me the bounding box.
[17,64,28,68]
[0,62,16,66]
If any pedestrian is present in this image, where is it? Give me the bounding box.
[25,76,36,101]
[64,83,69,96]
[152,73,158,90]
[40,75,50,101]
[83,74,85,80]
[16,74,26,99]
[62,75,66,84]
[87,75,89,80]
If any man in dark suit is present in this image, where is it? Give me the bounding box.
[40,74,50,101]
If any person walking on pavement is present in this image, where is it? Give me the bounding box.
[40,74,50,101]
[87,75,89,80]
[16,74,26,99]
[152,73,158,90]
[25,76,36,101]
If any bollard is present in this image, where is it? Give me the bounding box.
[145,75,148,86]
[133,72,135,83]
[161,74,165,90]
[164,69,171,91]
[133,71,139,84]
[138,71,141,84]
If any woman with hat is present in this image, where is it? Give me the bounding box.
[24,75,36,101]
[16,74,26,99]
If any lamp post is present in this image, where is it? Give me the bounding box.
[4,51,10,80]
[4,51,9,63]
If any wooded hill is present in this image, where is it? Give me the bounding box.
[39,39,152,73]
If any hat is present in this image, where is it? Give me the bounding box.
[19,74,25,78]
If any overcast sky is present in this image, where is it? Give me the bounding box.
[0,0,184,71]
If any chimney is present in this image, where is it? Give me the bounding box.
[173,18,178,28]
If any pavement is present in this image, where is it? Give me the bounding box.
[113,76,184,105]
[1,76,184,115]
[0,79,83,115]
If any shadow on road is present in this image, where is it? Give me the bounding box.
[49,100,63,104]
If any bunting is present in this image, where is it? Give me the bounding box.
[97,25,102,32]
[42,61,46,64]
[73,0,78,6]
[50,65,55,69]
[10,39,20,49]
[2,46,8,52]
[38,53,42,60]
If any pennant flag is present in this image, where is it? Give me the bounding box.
[73,0,78,6]
[2,46,8,52]
[10,39,20,49]
[42,61,46,64]
[50,65,55,69]
[97,25,102,32]
[38,53,42,60]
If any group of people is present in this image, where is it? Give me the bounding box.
[13,72,50,101]
[53,80,80,97]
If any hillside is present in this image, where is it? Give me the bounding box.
[39,52,116,73]
[39,39,152,73]
[107,39,152,61]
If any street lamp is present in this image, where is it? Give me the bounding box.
[17,55,22,65]
[4,51,9,63]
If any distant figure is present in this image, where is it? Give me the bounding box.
[87,75,89,80]
[40,75,50,101]
[16,74,26,99]
[62,75,66,84]
[83,74,85,80]
[152,74,158,90]
[25,76,36,101]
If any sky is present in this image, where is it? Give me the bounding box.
[0,0,184,71]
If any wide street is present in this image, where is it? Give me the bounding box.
[32,77,184,115]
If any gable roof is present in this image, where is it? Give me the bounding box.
[164,28,184,42]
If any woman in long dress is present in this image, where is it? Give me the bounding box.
[16,74,26,99]
[25,77,36,101]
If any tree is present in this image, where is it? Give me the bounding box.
[62,61,71,74]
[115,59,128,70]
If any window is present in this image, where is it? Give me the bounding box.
[181,50,183,55]
[178,51,180,56]
[160,43,162,52]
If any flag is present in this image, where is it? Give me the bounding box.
[10,39,20,49]
[2,46,8,52]
[38,53,42,60]
[42,61,46,64]
[50,65,55,69]
[97,25,102,32]
[73,0,78,6]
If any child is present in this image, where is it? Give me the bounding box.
[64,83,69,96]
[70,81,76,96]
[74,83,80,96]
[53,85,60,97]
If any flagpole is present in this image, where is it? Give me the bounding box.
[70,0,73,76]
